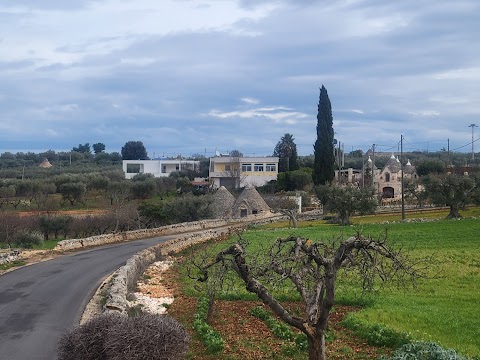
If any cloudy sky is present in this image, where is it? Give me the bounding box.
[0,0,479,157]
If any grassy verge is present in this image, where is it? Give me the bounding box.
[0,260,27,271]
[178,215,480,359]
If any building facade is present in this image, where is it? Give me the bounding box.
[122,159,200,179]
[334,154,418,199]
[209,156,279,188]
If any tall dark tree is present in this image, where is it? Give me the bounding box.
[92,143,106,154]
[273,133,299,172]
[121,141,148,160]
[72,143,91,154]
[313,85,335,185]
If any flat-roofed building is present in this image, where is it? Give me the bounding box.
[122,159,199,179]
[209,155,279,189]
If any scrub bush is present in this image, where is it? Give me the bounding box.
[57,314,189,360]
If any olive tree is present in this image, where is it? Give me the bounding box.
[58,182,87,206]
[264,194,300,228]
[198,234,424,360]
[422,174,476,219]
[315,185,377,225]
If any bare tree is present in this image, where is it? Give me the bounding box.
[222,156,241,189]
[198,234,425,360]
[106,181,135,232]
[219,151,248,190]
[0,213,23,247]
[187,244,229,323]
[0,185,16,211]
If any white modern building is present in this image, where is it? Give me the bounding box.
[209,156,279,188]
[122,159,200,179]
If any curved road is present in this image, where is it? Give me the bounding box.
[0,233,188,360]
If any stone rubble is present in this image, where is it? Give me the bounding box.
[128,260,175,315]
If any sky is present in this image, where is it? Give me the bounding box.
[0,0,479,158]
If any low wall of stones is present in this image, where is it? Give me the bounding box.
[103,227,233,314]
[54,219,228,252]
[0,250,21,265]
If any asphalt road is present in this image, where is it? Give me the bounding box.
[0,234,181,360]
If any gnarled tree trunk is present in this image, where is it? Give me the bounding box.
[446,205,461,219]
[307,331,326,360]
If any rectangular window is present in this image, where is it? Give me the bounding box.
[254,164,264,172]
[176,164,180,170]
[266,164,276,172]
[126,164,142,173]
[161,165,167,173]
[210,161,215,172]
[225,164,231,171]
[241,164,252,172]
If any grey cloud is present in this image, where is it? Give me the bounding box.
[0,0,102,10]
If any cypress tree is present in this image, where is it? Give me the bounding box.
[313,85,335,185]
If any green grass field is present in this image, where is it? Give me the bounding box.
[180,211,480,358]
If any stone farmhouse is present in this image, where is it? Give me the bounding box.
[335,154,418,199]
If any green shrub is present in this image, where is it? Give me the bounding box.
[380,342,469,360]
[193,297,224,353]
[15,231,44,248]
[342,315,411,348]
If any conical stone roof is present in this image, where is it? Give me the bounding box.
[38,157,52,168]
[404,159,415,174]
[232,184,270,217]
[383,154,400,173]
[211,186,236,219]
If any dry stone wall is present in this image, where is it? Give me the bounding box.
[54,219,228,251]
[103,227,233,314]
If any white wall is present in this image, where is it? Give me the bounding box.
[123,160,199,179]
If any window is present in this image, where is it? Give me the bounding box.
[126,164,143,173]
[176,164,180,170]
[385,173,390,182]
[225,164,231,171]
[254,164,264,172]
[161,165,166,173]
[266,164,276,172]
[210,161,215,172]
[241,164,252,172]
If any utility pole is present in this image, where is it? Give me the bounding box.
[337,141,341,183]
[447,138,451,166]
[372,144,376,188]
[468,124,477,161]
[400,135,405,221]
